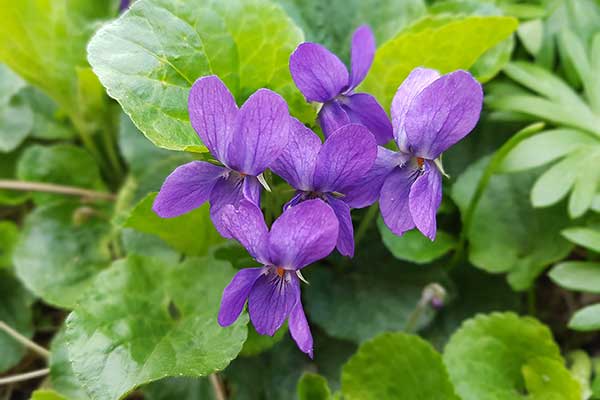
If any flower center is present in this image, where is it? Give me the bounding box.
[416,157,425,169]
[276,267,285,278]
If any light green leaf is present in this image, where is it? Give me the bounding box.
[298,373,332,400]
[124,193,223,256]
[517,19,544,56]
[549,262,600,293]
[569,151,600,218]
[0,271,33,373]
[499,129,597,173]
[342,333,459,400]
[378,218,456,264]
[0,1,113,122]
[0,63,25,103]
[530,149,586,208]
[49,329,90,400]
[65,255,248,400]
[14,201,112,308]
[17,144,107,205]
[362,15,518,109]
[30,390,69,400]
[88,0,311,152]
[0,148,29,206]
[522,357,582,400]
[562,226,600,252]
[305,250,449,343]
[0,68,33,152]
[0,221,18,268]
[569,304,600,331]
[18,87,76,141]
[452,158,573,290]
[444,312,580,400]
[275,0,426,62]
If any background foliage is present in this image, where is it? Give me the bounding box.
[0,0,598,399]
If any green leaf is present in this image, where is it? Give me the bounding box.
[304,252,449,343]
[124,193,224,256]
[452,157,573,290]
[362,15,518,109]
[0,64,32,152]
[14,201,112,308]
[522,357,583,400]
[30,391,69,400]
[0,221,18,268]
[444,312,580,400]
[143,377,215,400]
[562,226,600,252]
[499,129,597,173]
[378,218,456,264]
[342,333,459,400]
[17,144,107,205]
[0,148,29,205]
[49,328,89,400]
[0,271,33,373]
[65,255,248,400]
[240,323,287,357]
[569,304,600,331]
[88,0,311,152]
[18,87,76,141]
[297,373,332,400]
[275,0,426,62]
[0,1,113,121]
[569,151,600,218]
[549,262,600,293]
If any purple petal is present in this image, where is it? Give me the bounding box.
[227,89,290,176]
[209,174,261,237]
[268,199,339,269]
[379,166,419,236]
[313,124,377,192]
[189,76,238,164]
[119,0,130,11]
[283,191,304,211]
[270,118,321,191]
[290,43,349,102]
[391,68,440,152]
[248,270,300,336]
[342,146,405,208]
[326,195,355,257]
[342,93,393,145]
[289,302,313,358]
[348,25,375,91]
[404,70,483,159]
[318,101,351,139]
[153,161,225,218]
[218,267,263,327]
[409,161,442,240]
[219,200,269,263]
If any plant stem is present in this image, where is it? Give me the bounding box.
[354,203,379,248]
[0,180,115,201]
[209,373,226,400]
[0,321,50,360]
[0,369,50,386]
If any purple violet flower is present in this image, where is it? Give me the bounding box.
[270,120,377,257]
[119,0,130,11]
[218,199,339,358]
[152,76,290,236]
[345,68,483,240]
[289,25,393,145]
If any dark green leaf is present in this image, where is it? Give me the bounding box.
[66,255,248,400]
[14,201,112,308]
[143,377,215,400]
[342,333,459,400]
[0,271,33,373]
[124,193,224,256]
[378,218,456,264]
[49,329,90,400]
[240,324,287,357]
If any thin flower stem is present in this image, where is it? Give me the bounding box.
[0,369,50,386]
[354,203,379,248]
[0,180,115,201]
[0,321,50,360]
[209,373,227,400]
[404,297,428,333]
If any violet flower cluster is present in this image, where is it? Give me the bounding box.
[152,25,483,357]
